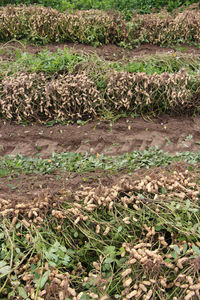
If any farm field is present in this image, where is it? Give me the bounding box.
[0,1,200,299]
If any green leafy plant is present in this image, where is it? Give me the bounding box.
[1,0,199,14]
[0,148,200,177]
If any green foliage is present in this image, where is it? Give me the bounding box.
[1,48,199,79]
[0,148,200,177]
[3,48,86,75]
[112,55,200,75]
[1,0,199,15]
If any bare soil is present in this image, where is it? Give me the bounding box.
[0,116,200,158]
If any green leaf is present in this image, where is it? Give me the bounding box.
[0,261,10,276]
[192,245,200,255]
[74,232,79,238]
[80,294,88,300]
[155,225,163,231]
[117,226,122,233]
[0,232,5,239]
[104,257,115,264]
[18,287,28,299]
[171,251,177,259]
[31,264,37,271]
[188,208,199,213]
[104,246,116,256]
[173,245,181,255]
[34,271,40,280]
[138,193,145,200]
[63,254,71,266]
[49,261,56,267]
[60,245,67,253]
[0,261,7,268]
[53,241,60,250]
[186,199,190,209]
[40,270,50,289]
[183,243,188,254]
[0,169,6,177]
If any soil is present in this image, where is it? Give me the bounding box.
[0,41,200,202]
[0,115,200,202]
[1,115,200,158]
[0,41,200,62]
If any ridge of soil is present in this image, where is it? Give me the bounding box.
[1,42,200,62]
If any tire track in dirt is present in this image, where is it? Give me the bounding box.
[0,116,200,158]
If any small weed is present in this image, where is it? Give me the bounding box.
[185,134,193,141]
[82,177,89,182]
[77,119,91,126]
[7,183,17,190]
[36,145,42,151]
[45,119,67,127]
[165,137,172,145]
[175,45,188,53]
[112,143,119,147]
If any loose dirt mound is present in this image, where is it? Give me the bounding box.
[0,116,200,158]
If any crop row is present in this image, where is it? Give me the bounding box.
[0,69,199,121]
[1,0,200,16]
[1,162,200,299]
[0,5,199,46]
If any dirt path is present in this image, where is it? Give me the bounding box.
[1,42,200,62]
[1,115,200,158]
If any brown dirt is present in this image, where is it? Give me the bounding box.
[0,41,200,62]
[1,115,200,201]
[1,115,200,158]
[0,161,194,213]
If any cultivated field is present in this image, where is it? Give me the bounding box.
[0,1,200,299]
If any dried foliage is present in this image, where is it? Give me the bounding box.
[0,72,104,121]
[1,166,200,298]
[0,72,47,121]
[105,70,200,114]
[0,5,199,46]
[0,5,127,46]
[128,9,200,46]
[0,67,199,121]
[44,72,104,120]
